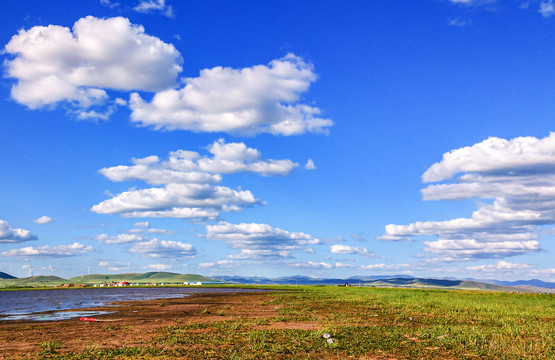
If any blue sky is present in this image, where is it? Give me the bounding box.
[1,0,555,281]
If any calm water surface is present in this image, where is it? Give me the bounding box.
[0,287,260,321]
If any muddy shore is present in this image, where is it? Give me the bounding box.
[0,290,318,359]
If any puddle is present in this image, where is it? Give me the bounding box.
[0,310,114,321]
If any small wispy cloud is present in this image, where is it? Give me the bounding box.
[33,216,55,224]
[448,18,471,27]
[539,0,555,17]
[305,158,316,170]
[133,0,173,18]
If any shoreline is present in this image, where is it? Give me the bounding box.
[0,290,278,359]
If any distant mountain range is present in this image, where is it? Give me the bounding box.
[212,274,555,292]
[485,279,555,289]
[1,271,553,292]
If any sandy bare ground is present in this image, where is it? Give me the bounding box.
[0,290,320,359]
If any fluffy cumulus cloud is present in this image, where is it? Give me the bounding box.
[381,133,555,260]
[129,54,333,136]
[96,233,147,244]
[129,239,196,258]
[91,183,257,218]
[2,242,93,257]
[92,139,302,218]
[0,220,37,243]
[331,244,374,256]
[205,222,319,260]
[99,139,297,183]
[33,216,55,224]
[4,16,182,119]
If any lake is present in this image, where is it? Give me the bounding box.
[0,287,260,321]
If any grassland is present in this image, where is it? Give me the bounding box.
[67,272,214,284]
[1,285,553,359]
[0,272,215,288]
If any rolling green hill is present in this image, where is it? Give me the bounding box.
[358,278,522,292]
[0,271,17,279]
[0,275,67,288]
[68,272,215,284]
[0,272,216,288]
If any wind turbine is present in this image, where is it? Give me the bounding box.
[47,264,55,276]
[22,264,33,277]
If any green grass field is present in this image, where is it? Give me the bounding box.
[0,272,214,288]
[41,285,554,359]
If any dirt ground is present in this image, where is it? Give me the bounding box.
[0,290,318,359]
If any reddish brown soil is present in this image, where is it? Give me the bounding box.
[0,291,318,359]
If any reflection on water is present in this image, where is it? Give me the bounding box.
[0,287,258,321]
[1,310,115,321]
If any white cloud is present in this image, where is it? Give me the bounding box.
[96,233,146,244]
[331,244,373,256]
[93,139,303,219]
[0,220,37,243]
[128,227,176,235]
[145,263,172,271]
[2,242,93,257]
[530,268,555,277]
[359,263,411,271]
[540,0,555,17]
[197,139,298,175]
[32,216,55,224]
[465,261,533,271]
[290,261,333,269]
[381,133,555,260]
[198,259,235,269]
[98,261,131,271]
[116,207,221,219]
[100,165,221,185]
[205,222,319,260]
[100,0,120,9]
[134,221,149,228]
[448,18,471,27]
[91,183,258,217]
[424,239,539,258]
[305,158,316,170]
[448,0,497,6]
[335,262,355,268]
[129,54,332,136]
[134,0,173,17]
[129,239,196,258]
[421,133,555,183]
[99,139,297,185]
[4,16,181,117]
